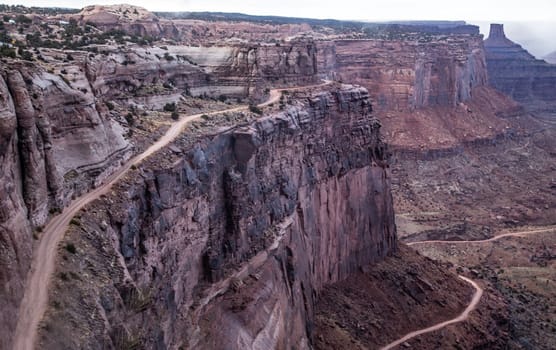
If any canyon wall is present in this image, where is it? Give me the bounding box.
[317,28,488,112]
[37,85,396,349]
[316,29,520,149]
[0,39,318,348]
[484,24,556,110]
[85,42,318,106]
[0,63,129,349]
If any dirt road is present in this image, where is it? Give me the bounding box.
[12,81,332,350]
[379,275,483,350]
[381,226,555,349]
[407,226,556,246]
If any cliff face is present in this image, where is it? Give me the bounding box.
[38,85,396,349]
[484,24,556,109]
[0,40,319,347]
[0,64,130,348]
[318,30,488,112]
[83,42,317,106]
[316,31,519,149]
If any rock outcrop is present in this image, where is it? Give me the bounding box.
[484,24,556,109]
[37,85,396,349]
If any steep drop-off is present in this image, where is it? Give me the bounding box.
[37,85,396,349]
[0,38,319,348]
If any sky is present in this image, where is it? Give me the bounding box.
[3,0,556,56]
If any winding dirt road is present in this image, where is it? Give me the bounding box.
[380,226,555,349]
[380,275,483,350]
[12,81,331,350]
[407,226,556,246]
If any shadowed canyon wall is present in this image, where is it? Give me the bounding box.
[0,40,319,348]
[37,85,396,349]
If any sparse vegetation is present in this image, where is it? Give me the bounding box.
[249,104,263,115]
[64,242,77,254]
[163,102,176,112]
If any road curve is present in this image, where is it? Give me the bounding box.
[382,226,556,349]
[407,226,556,246]
[379,275,483,350]
[12,81,332,350]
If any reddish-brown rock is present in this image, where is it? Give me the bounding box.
[37,85,396,349]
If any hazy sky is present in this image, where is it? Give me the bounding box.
[3,0,556,56]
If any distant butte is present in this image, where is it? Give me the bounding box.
[484,23,556,107]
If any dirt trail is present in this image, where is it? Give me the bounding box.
[381,226,555,349]
[407,226,556,246]
[379,276,483,350]
[12,81,331,350]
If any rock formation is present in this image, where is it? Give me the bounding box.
[317,26,487,111]
[37,85,396,349]
[316,27,519,149]
[484,23,556,109]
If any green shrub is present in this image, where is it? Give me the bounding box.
[171,111,179,120]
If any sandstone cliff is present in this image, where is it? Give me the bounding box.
[0,62,130,348]
[0,39,319,347]
[319,33,488,111]
[317,29,519,149]
[83,42,317,106]
[485,24,556,110]
[37,85,396,349]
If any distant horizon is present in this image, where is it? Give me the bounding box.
[1,1,555,57]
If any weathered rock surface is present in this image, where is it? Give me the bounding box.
[485,24,556,110]
[317,29,519,148]
[83,42,318,106]
[38,85,396,349]
[318,28,487,112]
[0,37,319,346]
[0,63,129,347]
[0,69,33,350]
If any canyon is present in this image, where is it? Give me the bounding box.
[0,4,554,350]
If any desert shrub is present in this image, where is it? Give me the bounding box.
[163,102,176,112]
[249,105,263,115]
[64,242,77,254]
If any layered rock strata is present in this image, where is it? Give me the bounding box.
[484,24,556,109]
[317,29,488,112]
[37,85,396,349]
[0,63,131,348]
[316,31,519,149]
